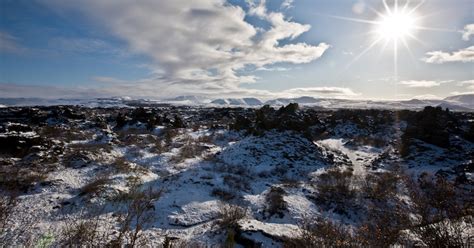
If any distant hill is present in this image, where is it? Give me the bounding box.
[444,94,474,106]
[265,96,320,105]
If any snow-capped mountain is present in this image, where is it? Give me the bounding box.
[210,97,262,106]
[0,94,473,111]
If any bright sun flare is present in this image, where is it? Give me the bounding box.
[328,0,451,79]
[375,10,417,41]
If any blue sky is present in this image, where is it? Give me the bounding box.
[0,0,473,100]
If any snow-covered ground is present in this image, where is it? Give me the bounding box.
[1,105,472,247]
[316,138,382,177]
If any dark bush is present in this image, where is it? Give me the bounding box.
[265,186,287,218]
[172,115,186,128]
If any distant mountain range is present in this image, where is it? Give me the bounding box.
[1,94,473,111]
[205,94,474,111]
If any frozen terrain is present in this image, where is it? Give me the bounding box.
[0,104,472,247]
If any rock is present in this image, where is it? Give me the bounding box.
[0,134,43,157]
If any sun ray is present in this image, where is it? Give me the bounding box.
[318,14,380,25]
[345,37,384,69]
[407,0,426,15]
[401,0,411,12]
[383,0,393,15]
[394,39,398,81]
[368,6,386,19]
[400,36,419,64]
[412,25,458,33]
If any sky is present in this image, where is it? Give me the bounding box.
[0,0,473,100]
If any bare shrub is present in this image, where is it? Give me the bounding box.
[356,203,411,247]
[401,173,472,247]
[285,217,355,248]
[222,174,251,192]
[112,157,133,173]
[216,203,247,230]
[265,186,287,218]
[410,216,472,248]
[314,169,355,215]
[163,236,206,248]
[162,127,179,147]
[112,186,162,247]
[150,139,165,154]
[405,173,469,224]
[215,163,253,178]
[59,213,106,246]
[197,134,213,144]
[362,172,399,202]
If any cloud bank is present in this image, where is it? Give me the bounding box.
[0,82,358,100]
[40,0,329,93]
[398,80,444,88]
[422,46,474,64]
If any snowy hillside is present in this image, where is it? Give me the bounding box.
[0,104,472,247]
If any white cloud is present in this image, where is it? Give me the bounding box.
[450,91,474,96]
[281,0,294,10]
[398,80,442,88]
[411,94,442,100]
[41,0,329,90]
[282,87,359,97]
[256,66,290,71]
[421,46,474,64]
[0,31,27,54]
[461,24,474,41]
[458,79,474,90]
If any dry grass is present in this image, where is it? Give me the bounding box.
[60,216,104,247]
[0,195,17,236]
[111,157,149,174]
[40,126,93,142]
[211,188,236,201]
[68,142,112,153]
[170,137,206,163]
[79,176,111,197]
[0,194,37,245]
[0,166,48,192]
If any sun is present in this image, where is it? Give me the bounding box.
[324,0,453,80]
[374,9,418,42]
